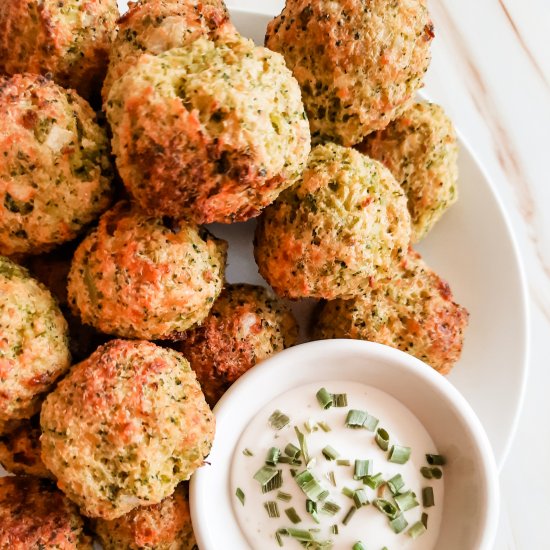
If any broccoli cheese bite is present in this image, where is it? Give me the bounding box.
[92,484,197,550]
[313,250,469,374]
[67,201,227,340]
[0,0,118,101]
[177,284,298,406]
[360,101,459,242]
[0,416,51,478]
[0,74,113,258]
[0,476,92,549]
[254,143,411,300]
[103,0,233,101]
[106,34,310,224]
[40,339,215,520]
[265,0,434,145]
[0,256,70,434]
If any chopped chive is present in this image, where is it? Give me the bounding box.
[326,471,336,487]
[278,456,302,465]
[294,426,310,465]
[264,501,280,518]
[336,459,351,466]
[282,528,332,547]
[431,467,443,479]
[332,393,348,407]
[331,524,339,535]
[408,520,428,538]
[277,491,292,502]
[290,468,298,478]
[262,470,283,493]
[420,466,433,479]
[269,410,290,430]
[394,491,419,511]
[242,448,253,457]
[352,543,366,550]
[266,447,281,466]
[275,530,283,547]
[387,473,405,495]
[285,507,301,524]
[422,512,429,528]
[353,488,369,508]
[388,445,411,464]
[322,446,340,461]
[373,498,399,519]
[305,499,320,524]
[363,472,384,489]
[295,470,329,502]
[342,506,357,526]
[317,421,332,432]
[235,487,245,506]
[284,443,301,459]
[304,419,314,433]
[363,413,379,432]
[346,409,368,428]
[375,428,390,451]
[321,501,341,515]
[422,487,435,507]
[254,465,278,486]
[390,512,409,534]
[316,387,333,409]
[342,486,355,498]
[426,454,446,466]
[306,457,317,469]
[354,459,372,479]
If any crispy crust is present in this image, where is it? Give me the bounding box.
[0,477,92,549]
[92,484,198,550]
[177,284,298,406]
[103,0,233,101]
[313,249,469,374]
[0,416,52,478]
[359,101,459,241]
[254,143,411,300]
[0,0,118,100]
[266,0,433,145]
[0,74,113,257]
[40,339,215,520]
[106,36,310,223]
[67,201,227,340]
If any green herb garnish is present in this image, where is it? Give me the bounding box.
[387,473,405,495]
[422,487,434,507]
[408,520,427,538]
[342,506,357,526]
[373,498,399,519]
[363,473,384,489]
[363,413,379,431]
[317,421,332,432]
[269,410,290,430]
[352,542,366,550]
[322,446,340,461]
[321,501,341,516]
[332,393,348,407]
[264,501,280,518]
[353,489,369,508]
[242,448,253,457]
[266,447,281,466]
[394,491,419,511]
[277,491,292,502]
[235,487,245,506]
[262,470,283,493]
[316,387,333,409]
[285,507,302,524]
[426,454,446,466]
[388,445,411,464]
[354,459,372,479]
[390,512,409,533]
[294,426,310,465]
[295,470,329,502]
[375,428,390,451]
[345,409,368,428]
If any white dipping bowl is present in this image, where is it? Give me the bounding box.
[190,340,499,549]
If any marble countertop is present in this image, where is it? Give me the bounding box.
[227,1,550,547]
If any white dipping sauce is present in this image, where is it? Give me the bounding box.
[231,381,444,549]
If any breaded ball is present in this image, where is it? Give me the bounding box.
[0,74,113,258]
[106,34,311,223]
[313,249,469,374]
[67,201,227,340]
[0,476,92,549]
[103,0,233,101]
[177,284,298,406]
[0,416,52,478]
[254,143,411,300]
[92,484,197,550]
[0,256,70,434]
[265,0,434,145]
[40,339,215,520]
[0,0,118,100]
[359,101,459,242]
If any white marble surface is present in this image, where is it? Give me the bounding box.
[226,1,550,547]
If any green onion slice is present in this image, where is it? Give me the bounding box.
[235,487,245,506]
[342,506,357,526]
[331,524,339,535]
[387,473,405,495]
[345,409,368,428]
[336,459,351,466]
[242,448,253,457]
[305,499,320,524]
[431,467,443,479]
[422,512,429,528]
[353,488,369,508]
[408,520,428,538]
[326,471,336,487]
[321,501,341,516]
[266,447,281,466]
[363,472,385,489]
[352,542,367,550]
[373,498,399,519]
[294,426,310,465]
[316,387,333,409]
[422,486,435,507]
[332,393,348,407]
[363,413,379,432]
[420,466,433,479]
[269,410,290,430]
[277,491,291,502]
[394,490,419,511]
[284,443,301,460]
[264,501,280,518]
[254,466,278,486]
[375,428,390,451]
[322,446,340,461]
[426,453,446,466]
[342,486,355,498]
[295,470,329,502]
[285,507,301,524]
[317,421,332,432]
[354,459,372,479]
[388,445,411,464]
[262,470,283,494]
[390,512,409,534]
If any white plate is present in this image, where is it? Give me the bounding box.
[203,7,529,470]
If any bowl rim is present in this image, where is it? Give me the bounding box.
[190,339,500,550]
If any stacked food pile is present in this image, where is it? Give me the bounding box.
[0,0,468,547]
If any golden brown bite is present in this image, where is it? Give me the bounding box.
[266,0,434,145]
[106,34,311,224]
[254,143,411,300]
[177,284,299,406]
[0,476,92,549]
[40,339,215,520]
[92,483,198,550]
[0,0,118,101]
[313,249,469,374]
[359,101,459,242]
[67,201,227,340]
[0,74,113,258]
